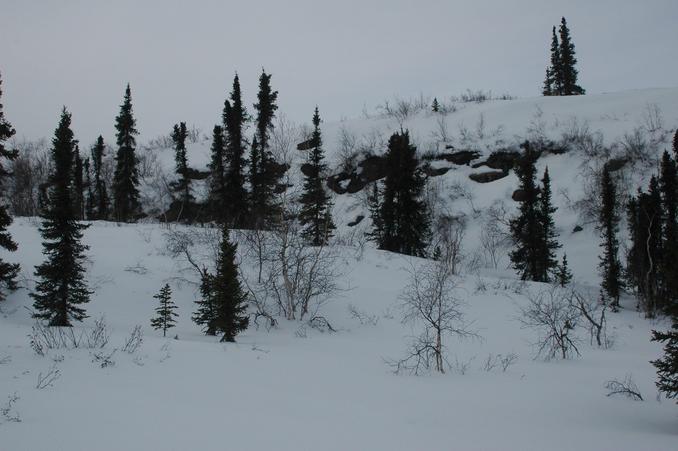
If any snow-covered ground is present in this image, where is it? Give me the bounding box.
[1,89,678,450]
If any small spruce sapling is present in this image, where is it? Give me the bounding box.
[150,284,178,337]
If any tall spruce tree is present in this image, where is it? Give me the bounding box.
[112,83,141,222]
[207,125,227,222]
[0,72,20,301]
[509,142,544,281]
[31,109,91,326]
[222,74,249,227]
[250,69,279,228]
[598,163,623,310]
[544,27,562,96]
[170,122,194,221]
[193,269,217,336]
[150,284,178,337]
[91,136,109,220]
[537,167,561,281]
[376,131,429,257]
[367,181,383,243]
[84,158,95,220]
[558,17,585,96]
[211,225,249,342]
[73,145,84,220]
[673,130,678,156]
[659,150,678,316]
[299,107,335,246]
[651,319,678,403]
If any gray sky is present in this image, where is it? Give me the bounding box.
[1,0,677,145]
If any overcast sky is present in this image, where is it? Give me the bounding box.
[1,0,677,145]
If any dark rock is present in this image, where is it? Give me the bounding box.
[606,158,628,172]
[326,155,388,195]
[359,155,388,183]
[423,165,451,177]
[469,170,508,184]
[300,163,314,177]
[186,168,210,180]
[512,189,527,202]
[347,215,365,227]
[474,150,522,172]
[273,183,292,194]
[426,150,481,166]
[327,172,351,194]
[572,225,583,233]
[297,138,318,151]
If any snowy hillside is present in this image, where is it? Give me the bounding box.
[1,89,678,450]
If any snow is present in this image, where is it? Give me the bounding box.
[2,88,678,450]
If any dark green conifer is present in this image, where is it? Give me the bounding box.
[73,145,84,220]
[91,136,109,220]
[660,150,678,315]
[31,108,91,326]
[651,320,678,403]
[170,122,194,221]
[556,253,573,287]
[299,107,335,246]
[0,72,20,301]
[538,167,561,281]
[598,163,622,310]
[509,142,543,281]
[432,98,440,112]
[222,74,249,227]
[211,225,249,342]
[376,131,429,257]
[84,158,95,220]
[193,269,217,336]
[250,69,279,228]
[207,125,227,222]
[150,284,178,337]
[112,84,141,222]
[558,18,585,95]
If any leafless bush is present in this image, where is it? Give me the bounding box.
[92,349,116,368]
[481,352,518,373]
[7,138,51,216]
[0,393,21,423]
[28,316,110,355]
[308,315,336,333]
[480,217,509,269]
[389,259,478,375]
[453,89,512,104]
[121,326,143,354]
[377,94,429,126]
[571,291,609,348]
[430,215,466,275]
[452,355,476,375]
[36,364,61,389]
[561,118,608,160]
[642,103,667,145]
[518,286,581,360]
[336,125,359,172]
[348,304,379,326]
[431,115,451,146]
[605,374,643,401]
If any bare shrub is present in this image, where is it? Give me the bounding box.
[36,364,61,389]
[481,352,518,373]
[518,287,581,360]
[389,259,478,375]
[605,375,643,401]
[348,304,379,326]
[571,291,609,348]
[377,94,429,126]
[8,138,51,216]
[0,393,21,423]
[28,316,110,356]
[92,349,116,368]
[336,125,359,172]
[121,326,143,354]
[480,217,509,270]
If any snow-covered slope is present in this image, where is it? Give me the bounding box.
[1,89,677,450]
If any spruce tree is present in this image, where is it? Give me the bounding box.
[0,72,20,301]
[84,158,95,220]
[112,84,141,222]
[222,74,249,227]
[651,320,678,403]
[31,109,91,326]
[598,163,622,310]
[556,253,573,287]
[431,98,440,113]
[538,167,561,281]
[673,130,678,156]
[91,136,109,220]
[150,284,178,337]
[73,145,84,220]
[170,122,194,221]
[558,18,585,96]
[251,69,279,228]
[367,181,383,243]
[377,131,429,257]
[193,270,217,336]
[509,142,543,281]
[207,125,227,222]
[211,225,249,342]
[660,150,678,316]
[299,107,335,246]
[545,27,562,95]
